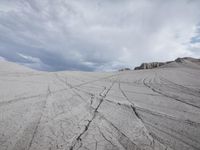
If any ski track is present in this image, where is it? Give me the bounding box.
[0,61,200,150]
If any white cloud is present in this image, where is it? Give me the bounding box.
[17,53,47,70]
[18,53,41,63]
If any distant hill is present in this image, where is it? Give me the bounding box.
[134,57,200,70]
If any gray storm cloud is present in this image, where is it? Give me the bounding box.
[0,0,200,71]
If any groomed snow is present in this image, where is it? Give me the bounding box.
[0,60,200,150]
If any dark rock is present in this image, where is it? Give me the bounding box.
[118,68,131,72]
[134,62,165,70]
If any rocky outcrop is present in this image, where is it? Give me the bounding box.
[118,68,131,72]
[134,57,200,70]
[134,62,166,70]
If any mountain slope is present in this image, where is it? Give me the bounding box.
[134,57,200,70]
[0,59,200,150]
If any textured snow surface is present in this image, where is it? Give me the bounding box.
[0,61,200,150]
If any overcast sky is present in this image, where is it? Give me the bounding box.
[0,0,200,71]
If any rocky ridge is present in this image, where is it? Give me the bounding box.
[134,57,200,70]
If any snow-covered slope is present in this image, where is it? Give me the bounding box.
[0,60,200,150]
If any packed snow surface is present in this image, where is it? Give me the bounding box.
[0,59,200,150]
